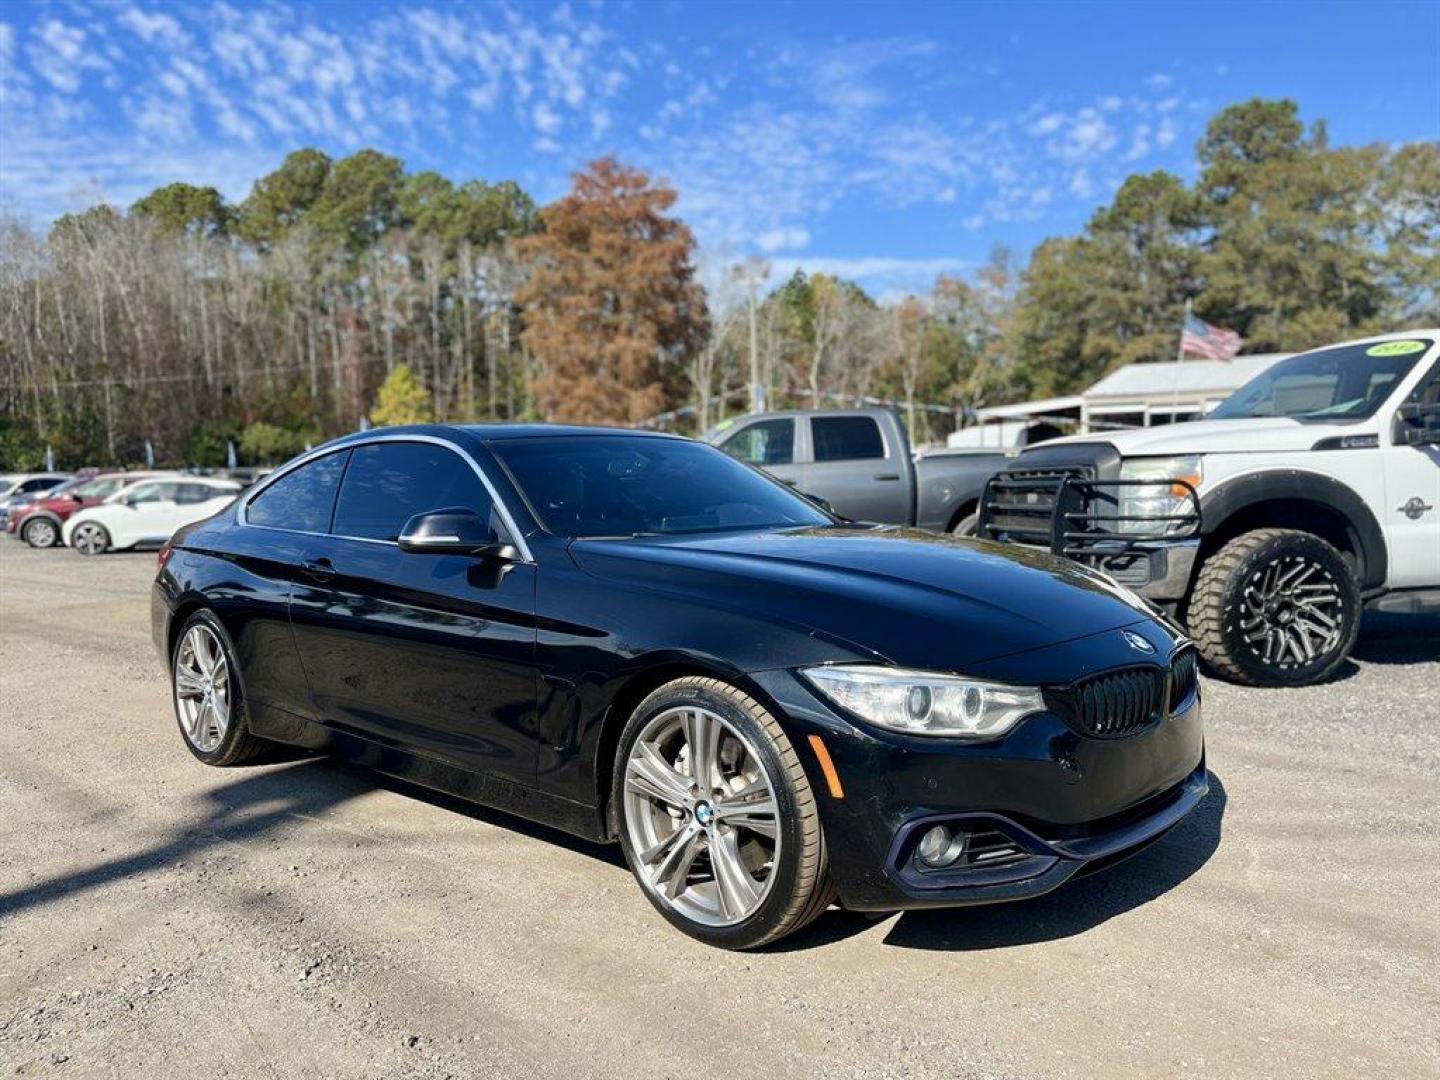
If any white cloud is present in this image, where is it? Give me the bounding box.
[1069,168,1095,198]
[768,255,970,298]
[117,7,188,49]
[1029,112,1065,136]
[756,226,811,253]
[1143,72,1173,90]
[533,102,562,134]
[27,19,109,94]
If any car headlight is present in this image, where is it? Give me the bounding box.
[800,664,1044,739]
[1117,456,1202,536]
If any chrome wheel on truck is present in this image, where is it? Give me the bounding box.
[1189,528,1360,687]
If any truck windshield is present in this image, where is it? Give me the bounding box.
[493,435,833,539]
[1209,338,1434,423]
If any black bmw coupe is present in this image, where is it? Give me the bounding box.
[153,425,1207,949]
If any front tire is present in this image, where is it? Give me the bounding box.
[71,522,111,555]
[171,610,271,766]
[1188,528,1360,687]
[22,517,59,548]
[613,677,835,949]
[951,511,980,538]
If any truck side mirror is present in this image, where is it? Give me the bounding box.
[1394,402,1440,447]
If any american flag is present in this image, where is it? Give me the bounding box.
[1180,312,1243,361]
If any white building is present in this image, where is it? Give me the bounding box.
[947,353,1290,448]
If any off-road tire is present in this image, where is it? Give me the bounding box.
[1188,528,1360,687]
[613,676,837,949]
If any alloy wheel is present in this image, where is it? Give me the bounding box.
[174,624,231,753]
[72,523,107,555]
[25,519,57,548]
[622,705,781,927]
[1238,555,1343,669]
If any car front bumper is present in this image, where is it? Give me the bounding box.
[748,656,1207,913]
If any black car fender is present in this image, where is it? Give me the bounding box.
[1199,468,1387,590]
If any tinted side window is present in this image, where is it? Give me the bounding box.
[247,451,348,533]
[812,416,885,462]
[721,419,794,466]
[124,483,167,504]
[21,478,57,492]
[177,483,229,505]
[332,442,490,542]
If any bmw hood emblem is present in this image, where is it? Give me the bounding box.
[1122,630,1155,654]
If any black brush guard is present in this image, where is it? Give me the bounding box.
[977,473,1201,561]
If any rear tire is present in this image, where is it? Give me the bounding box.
[171,610,272,766]
[1188,528,1360,687]
[22,517,59,548]
[613,677,835,949]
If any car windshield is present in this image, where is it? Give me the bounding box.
[492,435,833,539]
[1209,338,1434,423]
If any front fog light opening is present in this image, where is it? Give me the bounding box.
[914,825,968,871]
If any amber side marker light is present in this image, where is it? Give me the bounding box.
[807,734,845,799]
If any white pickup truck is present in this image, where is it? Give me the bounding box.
[980,330,1440,686]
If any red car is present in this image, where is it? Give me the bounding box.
[9,472,170,548]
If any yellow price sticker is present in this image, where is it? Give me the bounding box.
[1365,340,1427,357]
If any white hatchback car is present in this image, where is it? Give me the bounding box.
[64,476,243,555]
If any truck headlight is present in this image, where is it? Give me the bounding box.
[1117,456,1202,536]
[800,665,1044,739]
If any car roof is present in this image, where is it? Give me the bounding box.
[319,423,684,447]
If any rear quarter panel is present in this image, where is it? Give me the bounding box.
[914,451,1008,531]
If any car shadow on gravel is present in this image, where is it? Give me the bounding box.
[0,759,377,919]
[0,757,627,921]
[774,772,1227,953]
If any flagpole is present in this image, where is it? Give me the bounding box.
[1168,298,1192,424]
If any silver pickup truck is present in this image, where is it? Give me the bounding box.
[705,408,1009,534]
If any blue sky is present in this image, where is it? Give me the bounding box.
[2,1,1437,297]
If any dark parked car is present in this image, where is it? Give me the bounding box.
[705,408,1011,534]
[154,425,1207,949]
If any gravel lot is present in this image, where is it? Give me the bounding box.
[1,543,1436,1079]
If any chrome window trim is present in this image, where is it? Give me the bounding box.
[237,433,535,563]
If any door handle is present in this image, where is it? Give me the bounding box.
[873,473,901,481]
[301,557,335,582]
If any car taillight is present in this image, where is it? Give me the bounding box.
[157,543,173,568]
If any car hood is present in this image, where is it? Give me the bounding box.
[568,526,1164,670]
[1038,416,1352,456]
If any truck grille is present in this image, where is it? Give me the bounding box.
[981,465,1095,546]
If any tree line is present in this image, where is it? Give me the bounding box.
[0,98,1435,468]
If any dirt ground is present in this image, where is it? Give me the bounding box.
[1,543,1436,1079]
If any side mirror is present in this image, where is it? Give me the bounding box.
[1395,402,1440,447]
[398,508,519,559]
